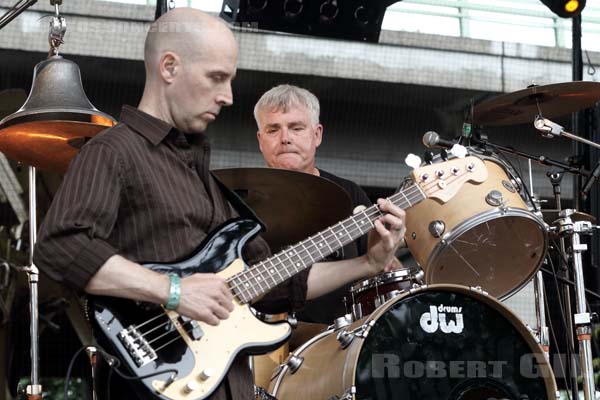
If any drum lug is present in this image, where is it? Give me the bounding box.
[334,314,352,330]
[285,354,304,374]
[485,190,504,207]
[351,303,362,321]
[428,220,446,238]
[336,329,355,349]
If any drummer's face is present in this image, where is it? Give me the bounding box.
[256,105,322,175]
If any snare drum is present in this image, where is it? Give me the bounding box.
[405,153,547,299]
[270,285,557,400]
[349,268,423,319]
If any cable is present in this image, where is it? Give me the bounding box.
[64,346,87,400]
[546,249,577,396]
[63,344,179,399]
[541,267,600,301]
[544,278,572,400]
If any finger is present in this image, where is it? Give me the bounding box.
[221,297,235,312]
[379,214,404,231]
[220,283,234,302]
[211,301,231,320]
[199,310,220,326]
[377,199,406,219]
[373,219,392,240]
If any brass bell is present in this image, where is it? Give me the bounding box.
[0,56,116,173]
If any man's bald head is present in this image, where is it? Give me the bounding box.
[144,8,234,76]
[138,8,238,134]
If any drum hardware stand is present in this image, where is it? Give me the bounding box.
[86,346,98,400]
[13,166,43,400]
[534,116,600,152]
[534,267,550,356]
[472,135,591,179]
[556,210,597,400]
[547,168,582,400]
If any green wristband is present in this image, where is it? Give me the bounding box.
[165,274,181,311]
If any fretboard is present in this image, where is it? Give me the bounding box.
[227,183,426,304]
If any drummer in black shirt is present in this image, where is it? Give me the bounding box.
[253,84,405,324]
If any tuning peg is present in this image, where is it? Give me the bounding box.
[423,151,434,165]
[405,153,422,170]
[440,149,449,161]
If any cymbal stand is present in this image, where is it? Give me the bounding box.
[21,166,42,399]
[556,210,597,400]
[548,169,579,399]
[534,267,550,355]
[535,116,600,151]
[86,346,98,400]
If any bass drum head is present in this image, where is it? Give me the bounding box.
[356,285,556,400]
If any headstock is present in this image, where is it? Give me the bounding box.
[410,156,488,203]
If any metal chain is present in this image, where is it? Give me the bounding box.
[48,1,66,57]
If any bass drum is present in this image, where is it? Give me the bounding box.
[270,285,557,400]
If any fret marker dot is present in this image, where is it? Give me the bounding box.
[319,243,324,247]
[296,263,300,267]
[270,269,274,273]
[245,283,250,287]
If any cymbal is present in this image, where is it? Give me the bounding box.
[541,209,596,225]
[473,82,600,126]
[213,168,353,252]
[0,120,110,173]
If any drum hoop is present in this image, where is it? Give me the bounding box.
[423,207,548,299]
[350,267,422,295]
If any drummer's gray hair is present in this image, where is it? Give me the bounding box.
[254,84,320,127]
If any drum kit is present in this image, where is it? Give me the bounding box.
[0,62,600,399]
[239,81,600,400]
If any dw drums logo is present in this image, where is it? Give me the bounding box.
[419,304,464,334]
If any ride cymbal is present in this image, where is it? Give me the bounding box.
[473,82,600,126]
[213,168,353,252]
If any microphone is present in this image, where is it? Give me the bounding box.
[581,160,600,200]
[422,131,455,149]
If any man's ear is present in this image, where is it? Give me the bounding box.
[159,52,179,83]
[257,131,264,153]
[314,123,323,148]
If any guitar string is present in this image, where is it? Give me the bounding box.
[126,202,389,346]
[226,176,457,300]
[127,186,426,344]
[125,178,441,344]
[226,184,425,296]
[125,169,469,348]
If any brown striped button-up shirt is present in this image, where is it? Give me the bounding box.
[33,105,309,399]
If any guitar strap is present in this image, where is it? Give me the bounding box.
[211,172,266,232]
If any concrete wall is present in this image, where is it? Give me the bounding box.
[2,0,599,199]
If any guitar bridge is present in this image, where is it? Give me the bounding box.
[118,326,158,367]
